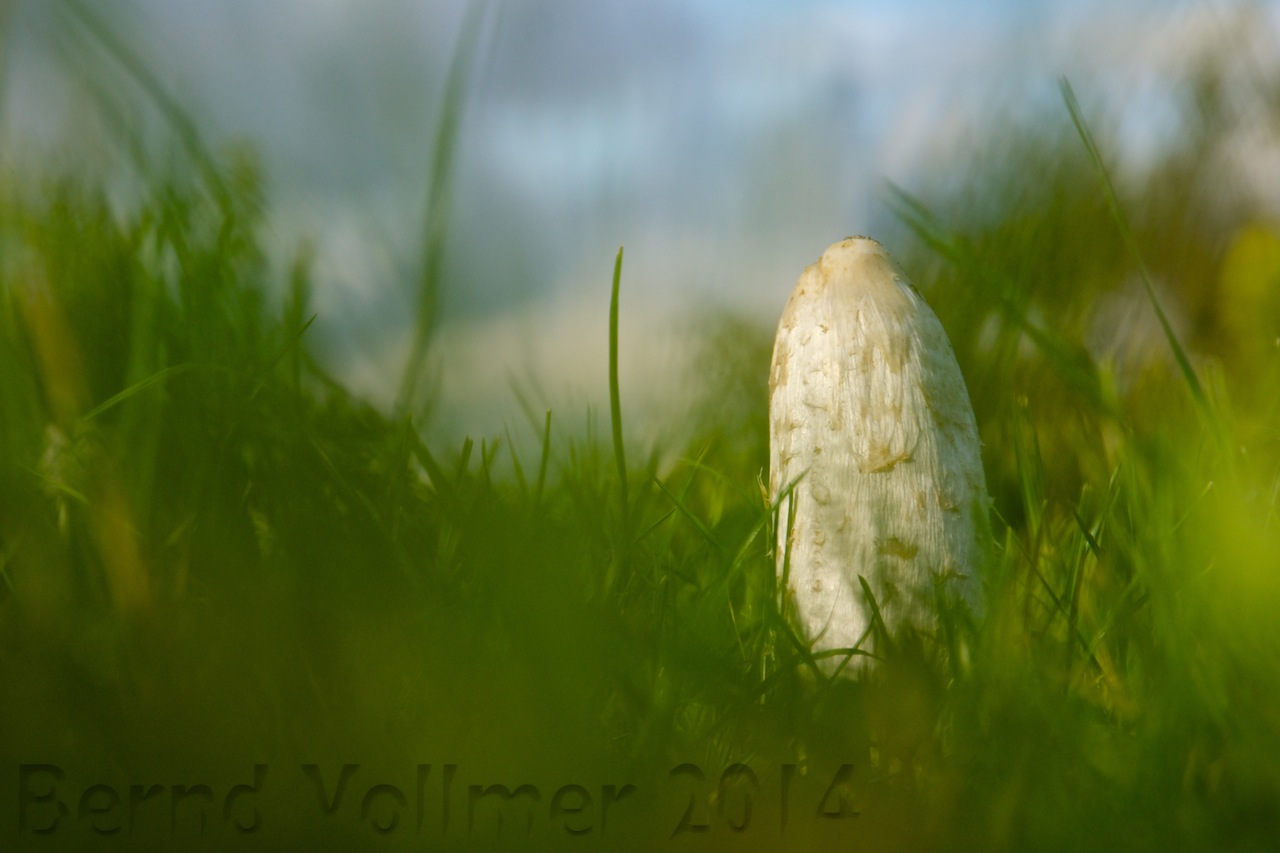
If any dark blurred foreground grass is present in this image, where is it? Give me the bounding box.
[3,6,1280,852]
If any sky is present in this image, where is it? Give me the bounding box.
[2,0,1270,440]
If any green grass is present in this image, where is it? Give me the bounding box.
[3,8,1280,852]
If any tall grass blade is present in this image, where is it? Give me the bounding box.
[506,427,529,497]
[397,0,492,414]
[0,4,16,132]
[534,409,552,506]
[609,246,628,515]
[56,0,230,204]
[1059,78,1221,441]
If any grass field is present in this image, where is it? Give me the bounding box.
[2,6,1280,851]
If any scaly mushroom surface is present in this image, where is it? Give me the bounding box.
[770,236,987,668]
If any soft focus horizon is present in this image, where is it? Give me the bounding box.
[3,0,1274,440]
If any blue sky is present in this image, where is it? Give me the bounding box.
[1,0,1259,437]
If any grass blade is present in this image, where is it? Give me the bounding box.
[82,364,196,422]
[397,0,493,414]
[56,0,230,204]
[857,575,896,658]
[609,246,628,516]
[533,409,552,507]
[889,183,1122,421]
[1059,78,1220,442]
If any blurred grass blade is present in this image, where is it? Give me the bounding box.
[609,246,629,515]
[890,184,1122,421]
[82,364,196,422]
[0,2,14,113]
[397,0,493,414]
[505,427,529,497]
[857,575,895,657]
[1059,78,1221,443]
[534,408,552,506]
[653,475,722,555]
[56,0,230,204]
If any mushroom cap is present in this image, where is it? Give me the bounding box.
[769,237,987,668]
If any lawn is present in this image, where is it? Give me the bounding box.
[2,5,1279,852]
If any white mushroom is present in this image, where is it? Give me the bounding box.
[769,237,987,670]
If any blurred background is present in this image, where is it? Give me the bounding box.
[5,0,1272,441]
